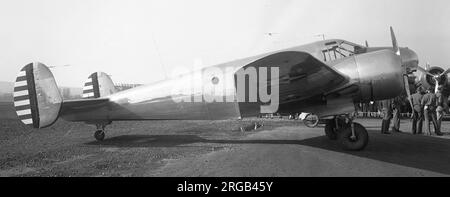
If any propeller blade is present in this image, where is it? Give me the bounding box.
[365,40,369,47]
[403,75,414,117]
[416,66,435,77]
[438,68,450,77]
[435,78,440,93]
[390,26,400,56]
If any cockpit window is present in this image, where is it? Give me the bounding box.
[322,41,365,62]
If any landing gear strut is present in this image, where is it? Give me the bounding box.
[94,123,107,141]
[324,115,369,151]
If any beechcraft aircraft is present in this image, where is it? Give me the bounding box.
[13,27,422,151]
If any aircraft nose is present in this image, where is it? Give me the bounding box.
[400,48,419,72]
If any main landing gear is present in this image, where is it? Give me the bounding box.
[94,123,108,141]
[324,115,369,151]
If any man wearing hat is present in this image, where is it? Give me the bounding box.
[391,96,404,132]
[421,87,443,136]
[411,86,425,134]
[380,99,393,134]
[436,85,444,133]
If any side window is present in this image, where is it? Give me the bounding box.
[322,42,358,62]
[322,46,346,62]
[338,43,356,57]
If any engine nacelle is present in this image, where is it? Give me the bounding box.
[334,49,404,102]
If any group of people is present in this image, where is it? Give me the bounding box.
[380,86,445,136]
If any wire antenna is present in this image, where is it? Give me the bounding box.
[151,33,169,80]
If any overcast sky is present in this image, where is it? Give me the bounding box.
[0,0,449,87]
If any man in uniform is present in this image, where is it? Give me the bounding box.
[381,99,393,134]
[421,87,443,136]
[411,87,425,134]
[391,96,403,132]
[436,85,444,133]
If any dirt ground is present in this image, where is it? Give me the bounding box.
[1,102,450,177]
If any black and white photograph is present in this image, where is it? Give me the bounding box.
[1,0,450,184]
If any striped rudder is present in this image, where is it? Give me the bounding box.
[82,72,116,99]
[13,62,62,128]
[83,73,100,98]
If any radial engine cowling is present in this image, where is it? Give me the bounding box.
[334,49,404,102]
[425,67,446,87]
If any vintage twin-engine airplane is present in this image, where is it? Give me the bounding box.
[13,27,419,151]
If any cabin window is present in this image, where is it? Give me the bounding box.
[321,41,363,62]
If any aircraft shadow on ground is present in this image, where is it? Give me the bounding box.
[86,129,450,175]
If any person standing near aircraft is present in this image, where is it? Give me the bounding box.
[391,96,403,132]
[421,87,443,136]
[435,86,444,133]
[411,87,425,134]
[381,99,393,134]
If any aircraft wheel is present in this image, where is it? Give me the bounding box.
[337,123,369,151]
[324,120,338,140]
[303,114,319,128]
[94,130,105,141]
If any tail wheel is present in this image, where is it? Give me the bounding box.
[94,130,105,141]
[337,122,369,151]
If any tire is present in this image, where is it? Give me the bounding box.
[303,114,319,128]
[337,122,369,151]
[324,119,348,140]
[94,130,105,141]
[324,120,338,140]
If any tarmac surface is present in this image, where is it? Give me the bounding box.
[1,102,450,177]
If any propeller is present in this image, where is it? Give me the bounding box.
[430,68,450,93]
[416,66,435,77]
[365,40,369,47]
[390,27,400,56]
[437,68,450,78]
[390,27,414,115]
[416,63,444,92]
[434,78,440,94]
[416,65,449,91]
[403,74,414,111]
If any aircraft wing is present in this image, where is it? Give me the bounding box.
[59,98,111,122]
[238,51,352,117]
[61,98,110,110]
[248,51,348,102]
